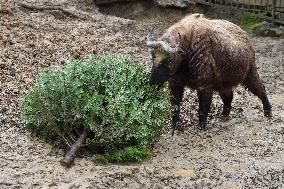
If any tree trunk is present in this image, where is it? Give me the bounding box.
[60,128,90,168]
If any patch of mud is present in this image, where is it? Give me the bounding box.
[1,0,284,188]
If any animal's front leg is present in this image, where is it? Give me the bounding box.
[169,83,184,134]
[197,89,213,130]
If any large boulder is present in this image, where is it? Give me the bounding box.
[94,0,138,5]
[94,0,191,8]
[253,22,284,37]
[154,0,190,8]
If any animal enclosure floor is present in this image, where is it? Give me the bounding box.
[0,0,284,188]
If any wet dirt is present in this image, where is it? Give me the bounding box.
[0,0,284,188]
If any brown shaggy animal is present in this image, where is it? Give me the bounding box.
[147,13,272,132]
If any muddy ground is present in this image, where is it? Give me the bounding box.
[0,0,284,188]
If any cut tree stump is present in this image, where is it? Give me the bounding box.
[60,128,90,168]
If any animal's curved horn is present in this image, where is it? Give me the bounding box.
[146,41,162,48]
[147,32,183,54]
[159,32,183,54]
[147,25,156,42]
[146,26,161,52]
[146,41,177,54]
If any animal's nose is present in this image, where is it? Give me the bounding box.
[149,77,163,87]
[149,69,166,86]
[149,77,155,85]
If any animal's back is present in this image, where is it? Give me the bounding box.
[208,19,249,45]
[196,18,254,89]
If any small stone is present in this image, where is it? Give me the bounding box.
[175,168,195,177]
[154,0,190,8]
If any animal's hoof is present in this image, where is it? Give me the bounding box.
[264,110,272,118]
[172,122,183,131]
[198,122,207,130]
[176,125,184,132]
[222,111,230,117]
[171,123,184,136]
[221,115,230,122]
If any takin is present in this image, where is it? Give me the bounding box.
[146,13,272,132]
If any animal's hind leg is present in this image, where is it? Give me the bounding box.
[243,64,272,117]
[197,89,213,130]
[219,88,233,120]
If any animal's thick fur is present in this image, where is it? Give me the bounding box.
[148,14,272,131]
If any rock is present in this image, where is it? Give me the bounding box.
[154,0,190,8]
[253,22,284,37]
[94,0,138,5]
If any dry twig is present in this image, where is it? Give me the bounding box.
[15,0,99,20]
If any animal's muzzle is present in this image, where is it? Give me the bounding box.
[149,64,171,86]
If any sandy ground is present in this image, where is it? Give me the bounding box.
[1,0,284,188]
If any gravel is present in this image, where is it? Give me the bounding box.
[0,0,283,188]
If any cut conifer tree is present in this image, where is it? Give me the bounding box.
[21,54,173,167]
